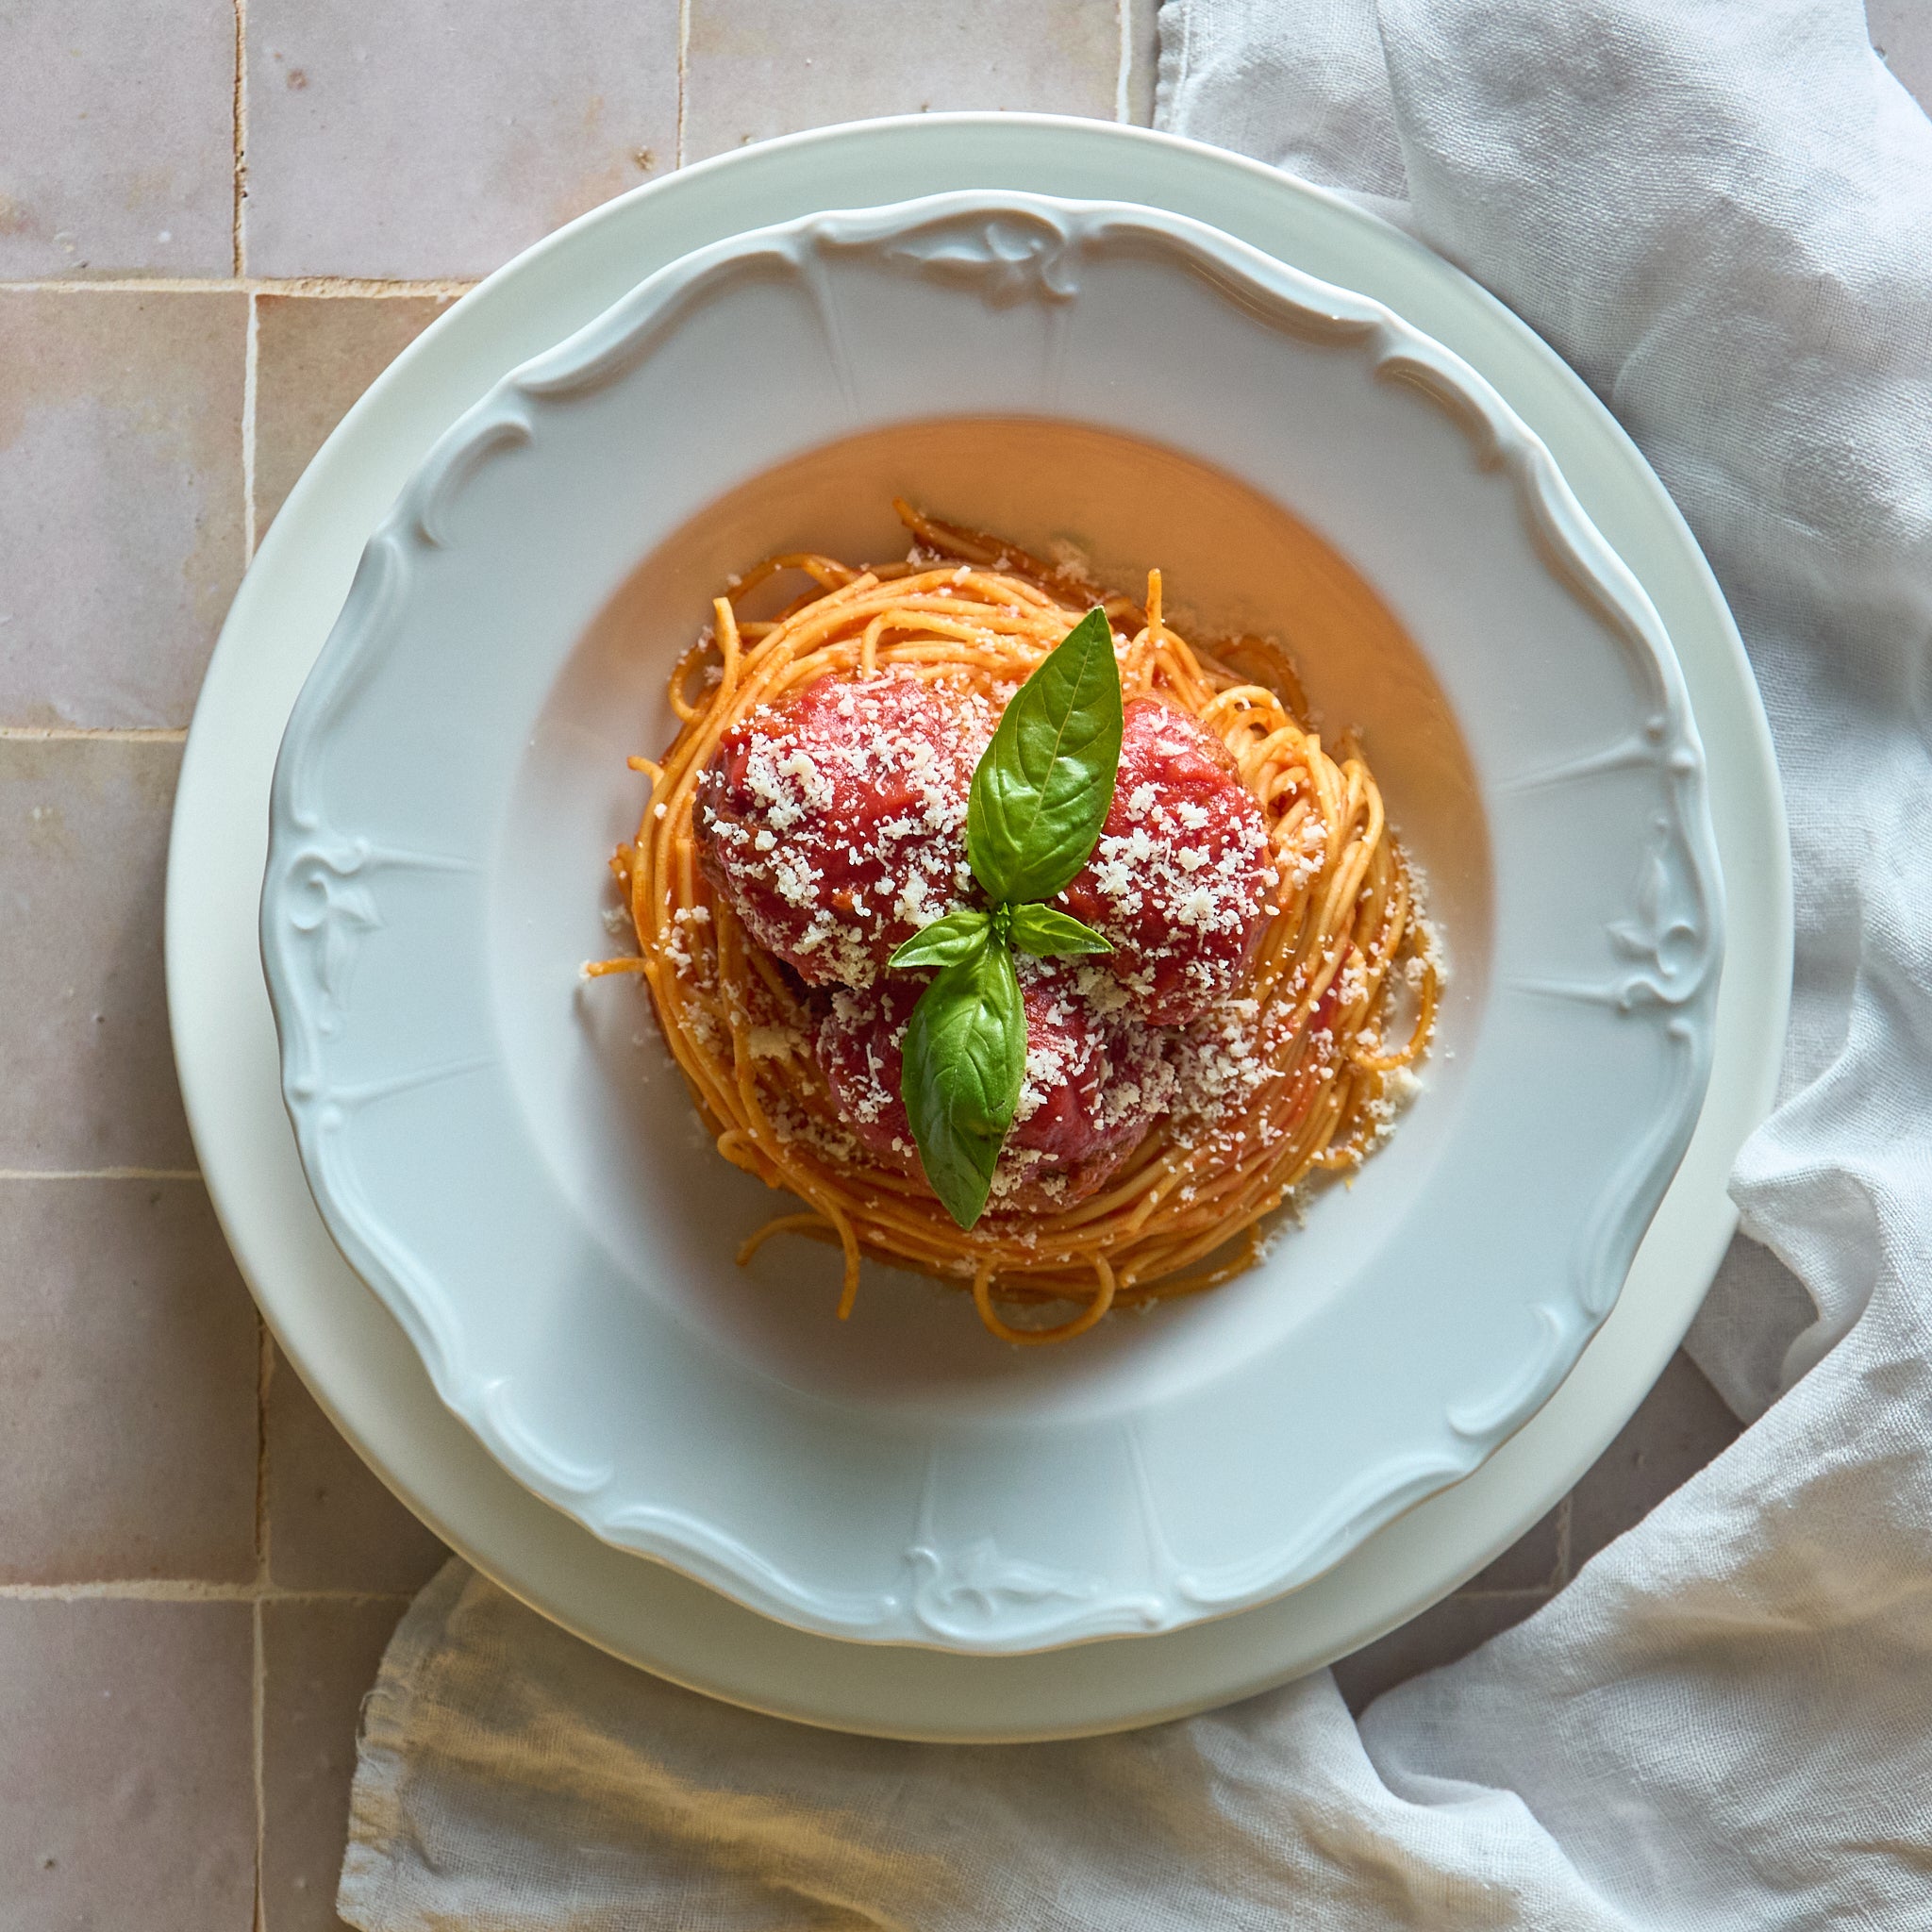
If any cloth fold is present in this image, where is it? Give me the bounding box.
[341,1,1932,1923]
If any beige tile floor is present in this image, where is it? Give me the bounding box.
[4,4,1923,1924]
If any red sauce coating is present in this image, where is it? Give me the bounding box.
[1054,698,1276,1024]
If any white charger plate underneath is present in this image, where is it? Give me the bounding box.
[169,115,1789,1739]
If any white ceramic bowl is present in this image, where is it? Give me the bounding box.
[260,192,1722,1654]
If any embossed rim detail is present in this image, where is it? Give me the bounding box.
[260,192,1724,1654]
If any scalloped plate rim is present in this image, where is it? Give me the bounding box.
[259,188,1724,1654]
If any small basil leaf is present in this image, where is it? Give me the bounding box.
[888,908,991,973]
[900,938,1026,1230]
[1008,903,1113,958]
[967,608,1124,905]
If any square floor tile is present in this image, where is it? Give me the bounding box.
[1870,0,1932,111]
[1568,1349,1742,1572]
[243,0,679,279]
[0,290,246,726]
[1331,1590,1550,1716]
[1124,0,1160,125]
[0,0,235,277]
[255,294,456,540]
[0,1599,255,1929]
[1463,1504,1563,1594]
[0,738,195,1170]
[0,1180,258,1584]
[268,1344,447,1596]
[262,1597,408,1932]
[682,0,1121,162]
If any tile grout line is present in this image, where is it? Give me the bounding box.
[232,0,247,279]
[0,275,476,297]
[675,0,691,168]
[1115,0,1134,124]
[0,1581,416,1602]
[0,726,189,742]
[0,1168,203,1181]
[260,275,478,298]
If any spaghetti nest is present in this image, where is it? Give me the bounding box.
[593,505,1437,1344]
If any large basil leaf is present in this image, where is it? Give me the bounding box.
[966,608,1124,905]
[1008,903,1112,958]
[900,938,1026,1229]
[888,908,991,972]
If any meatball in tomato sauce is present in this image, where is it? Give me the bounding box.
[814,966,1176,1213]
[693,672,998,987]
[1055,697,1276,1024]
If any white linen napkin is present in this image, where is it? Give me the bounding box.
[340,1,1932,1922]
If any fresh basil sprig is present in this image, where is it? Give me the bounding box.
[967,607,1125,903]
[886,608,1124,1229]
[898,940,1025,1232]
[887,908,995,973]
[1008,902,1114,958]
